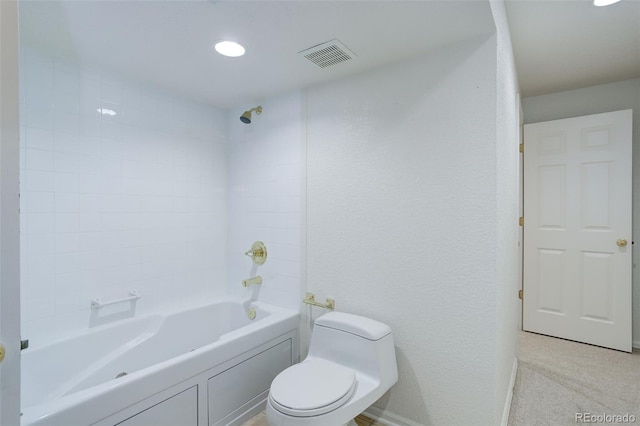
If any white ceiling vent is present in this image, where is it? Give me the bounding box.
[298,39,356,68]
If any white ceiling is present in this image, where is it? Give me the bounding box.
[18,0,495,109]
[18,1,640,107]
[506,0,640,97]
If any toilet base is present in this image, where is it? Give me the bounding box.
[345,420,358,426]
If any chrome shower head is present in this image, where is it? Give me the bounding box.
[240,106,262,124]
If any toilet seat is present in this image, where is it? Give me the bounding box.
[269,359,357,417]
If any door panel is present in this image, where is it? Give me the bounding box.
[523,109,632,352]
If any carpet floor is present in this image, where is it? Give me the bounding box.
[509,331,640,425]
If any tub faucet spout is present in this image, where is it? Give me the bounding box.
[242,276,262,288]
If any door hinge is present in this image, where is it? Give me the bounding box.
[518,289,523,300]
[519,143,524,153]
[519,217,524,226]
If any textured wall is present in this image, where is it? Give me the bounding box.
[226,91,303,311]
[306,36,500,425]
[522,79,640,347]
[491,0,521,422]
[19,48,228,346]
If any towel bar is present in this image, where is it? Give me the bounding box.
[91,291,140,310]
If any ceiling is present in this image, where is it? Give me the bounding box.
[506,0,640,97]
[18,0,495,109]
[18,1,640,108]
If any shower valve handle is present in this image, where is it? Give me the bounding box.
[244,241,267,265]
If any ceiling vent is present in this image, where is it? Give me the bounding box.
[298,39,356,68]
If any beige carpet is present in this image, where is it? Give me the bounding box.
[509,331,640,425]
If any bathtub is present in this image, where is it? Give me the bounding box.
[21,298,299,426]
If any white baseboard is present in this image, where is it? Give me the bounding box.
[633,340,640,350]
[500,357,519,426]
[363,406,423,426]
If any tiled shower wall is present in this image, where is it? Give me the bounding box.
[19,48,228,345]
[226,92,303,311]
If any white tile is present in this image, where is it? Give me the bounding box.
[101,121,122,142]
[25,170,55,192]
[79,174,102,194]
[54,111,80,135]
[101,78,122,105]
[22,269,55,300]
[54,291,81,314]
[24,192,54,213]
[81,120,101,139]
[101,231,122,249]
[55,193,79,213]
[55,252,79,274]
[78,194,101,212]
[26,148,54,171]
[55,213,79,233]
[54,131,81,153]
[55,233,80,253]
[24,104,54,130]
[54,151,80,172]
[25,68,54,108]
[26,127,54,151]
[55,271,81,293]
[26,317,57,346]
[54,172,79,193]
[78,153,102,175]
[79,213,102,232]
[79,232,102,251]
[26,234,55,256]
[101,213,122,231]
[54,70,80,113]
[26,213,54,235]
[78,250,102,271]
[26,296,56,322]
[54,311,80,336]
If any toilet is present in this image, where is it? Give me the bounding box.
[266,312,398,426]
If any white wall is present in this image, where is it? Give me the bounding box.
[226,91,303,311]
[0,0,22,423]
[306,34,502,424]
[490,0,521,423]
[522,79,640,347]
[19,48,228,346]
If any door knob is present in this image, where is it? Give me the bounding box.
[616,239,628,247]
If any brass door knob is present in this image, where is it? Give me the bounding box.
[616,239,628,247]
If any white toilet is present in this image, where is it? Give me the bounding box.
[266,312,398,426]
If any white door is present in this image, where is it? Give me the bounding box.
[0,0,22,424]
[523,110,632,352]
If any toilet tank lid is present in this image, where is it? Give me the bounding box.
[314,312,392,340]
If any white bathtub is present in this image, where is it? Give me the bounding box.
[21,298,299,426]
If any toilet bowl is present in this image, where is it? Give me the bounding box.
[266,312,398,426]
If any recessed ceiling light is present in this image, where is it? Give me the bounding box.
[214,41,245,57]
[593,0,621,6]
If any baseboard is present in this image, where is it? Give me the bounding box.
[633,340,640,350]
[500,357,519,426]
[363,406,423,426]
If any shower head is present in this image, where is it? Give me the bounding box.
[240,106,262,124]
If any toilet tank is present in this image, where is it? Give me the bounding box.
[308,312,397,387]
